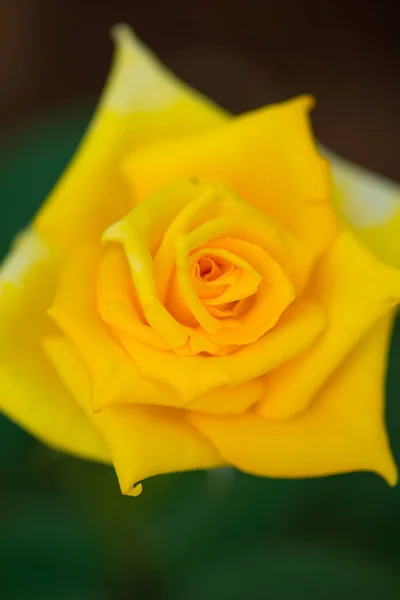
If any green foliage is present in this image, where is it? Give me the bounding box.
[1,110,400,600]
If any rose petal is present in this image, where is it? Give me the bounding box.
[112,300,325,404]
[35,25,226,251]
[326,148,400,269]
[49,245,178,411]
[189,313,398,485]
[0,230,109,462]
[196,239,295,346]
[257,228,400,420]
[125,95,336,260]
[151,180,311,305]
[97,245,168,350]
[45,336,224,496]
[103,179,203,348]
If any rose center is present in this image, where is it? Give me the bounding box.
[195,255,232,283]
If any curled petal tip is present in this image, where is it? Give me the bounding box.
[129,482,143,497]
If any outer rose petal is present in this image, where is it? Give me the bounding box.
[326,149,400,269]
[49,245,179,412]
[258,228,400,419]
[189,313,398,485]
[34,25,226,251]
[124,96,336,259]
[0,231,109,462]
[44,336,223,496]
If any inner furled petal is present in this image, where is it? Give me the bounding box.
[102,179,204,349]
[206,240,295,345]
[176,228,296,345]
[152,181,253,304]
[168,209,297,338]
[151,179,308,305]
[102,178,262,348]
[102,177,303,355]
[190,247,262,309]
[205,263,260,305]
[208,297,253,319]
[196,256,228,281]
[97,244,232,357]
[97,246,168,350]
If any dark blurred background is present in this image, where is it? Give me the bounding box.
[2,0,400,177]
[1,1,400,599]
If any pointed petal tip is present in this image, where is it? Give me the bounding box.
[110,23,135,44]
[381,461,399,487]
[304,94,316,110]
[374,443,398,487]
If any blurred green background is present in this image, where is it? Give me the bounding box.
[1,104,400,600]
[2,1,400,598]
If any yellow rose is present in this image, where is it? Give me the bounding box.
[1,25,400,496]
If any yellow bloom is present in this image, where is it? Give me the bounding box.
[1,24,400,495]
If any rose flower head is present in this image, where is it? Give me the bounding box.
[1,25,400,495]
